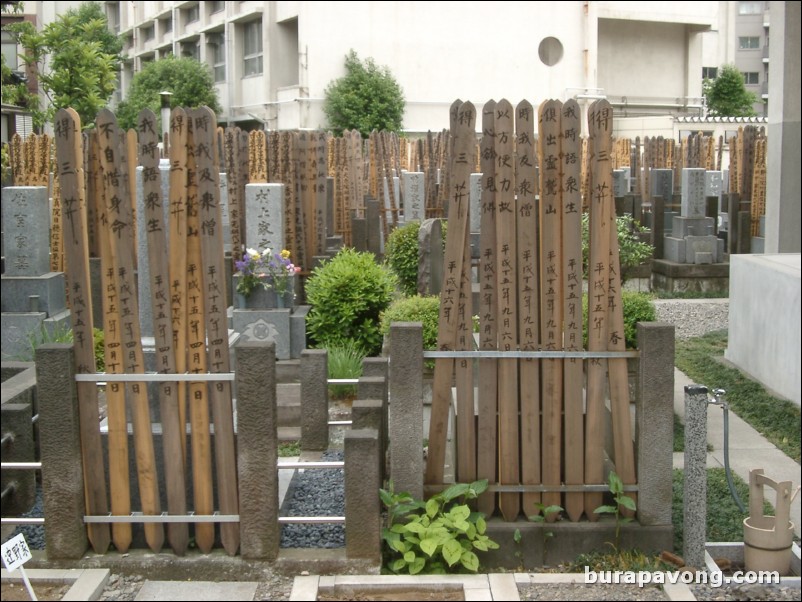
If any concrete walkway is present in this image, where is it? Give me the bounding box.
[673,367,801,538]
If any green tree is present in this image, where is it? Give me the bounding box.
[5,1,122,128]
[115,56,221,131]
[324,50,405,137]
[704,64,758,117]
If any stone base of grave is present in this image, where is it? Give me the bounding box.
[663,234,725,264]
[229,306,308,360]
[670,215,715,238]
[651,259,729,294]
[1,309,71,360]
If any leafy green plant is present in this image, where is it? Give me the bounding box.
[528,502,564,566]
[385,221,423,296]
[582,291,656,349]
[593,471,636,550]
[327,341,365,400]
[380,480,499,574]
[93,328,105,373]
[380,295,439,366]
[324,50,405,136]
[704,64,759,117]
[305,248,397,356]
[567,548,673,572]
[581,213,653,284]
[278,441,301,457]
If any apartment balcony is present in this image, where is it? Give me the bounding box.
[763,9,770,27]
[761,81,768,99]
[763,45,770,63]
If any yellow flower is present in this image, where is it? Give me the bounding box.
[280,249,291,260]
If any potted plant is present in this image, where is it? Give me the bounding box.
[234,247,300,309]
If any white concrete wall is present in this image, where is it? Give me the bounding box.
[725,254,801,407]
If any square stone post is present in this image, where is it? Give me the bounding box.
[35,343,88,559]
[236,340,279,559]
[353,398,385,482]
[636,323,675,526]
[301,349,329,452]
[388,322,423,500]
[683,384,709,569]
[345,429,381,563]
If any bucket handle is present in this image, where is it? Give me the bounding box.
[749,468,799,526]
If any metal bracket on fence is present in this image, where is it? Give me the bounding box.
[84,512,239,523]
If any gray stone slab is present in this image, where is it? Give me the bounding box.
[0,272,66,315]
[671,216,715,238]
[469,173,482,233]
[418,218,444,296]
[681,168,707,218]
[650,169,673,203]
[684,235,721,264]
[3,186,50,276]
[244,183,284,253]
[290,305,309,359]
[705,170,723,200]
[365,198,381,257]
[402,171,425,223]
[694,251,713,265]
[134,580,258,601]
[663,236,686,264]
[233,309,291,359]
[219,172,231,251]
[613,169,628,198]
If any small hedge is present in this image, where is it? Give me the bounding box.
[582,291,656,349]
[380,295,440,352]
[385,221,421,297]
[305,248,398,356]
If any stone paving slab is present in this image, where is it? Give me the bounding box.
[134,580,258,601]
[1,568,109,601]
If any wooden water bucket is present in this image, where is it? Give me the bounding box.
[743,468,799,575]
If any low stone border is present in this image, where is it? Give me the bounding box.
[513,572,694,601]
[290,573,518,601]
[1,567,110,601]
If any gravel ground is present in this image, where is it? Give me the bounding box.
[518,582,669,600]
[652,298,729,340]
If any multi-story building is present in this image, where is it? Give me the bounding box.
[100,1,731,134]
[731,0,770,115]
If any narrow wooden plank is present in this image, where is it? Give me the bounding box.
[191,107,240,556]
[585,100,614,520]
[315,131,328,256]
[225,128,243,262]
[494,99,520,521]
[515,100,541,517]
[606,195,637,515]
[138,109,190,555]
[168,108,190,466]
[126,128,138,271]
[538,100,563,522]
[425,101,475,486]
[52,109,111,554]
[476,100,498,516]
[183,114,216,554]
[94,127,132,554]
[560,100,584,522]
[96,109,164,553]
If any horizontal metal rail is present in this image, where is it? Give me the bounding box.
[278,516,345,524]
[328,420,352,427]
[84,512,238,524]
[1,517,44,526]
[76,372,235,382]
[1,462,42,470]
[488,484,639,493]
[327,378,359,384]
[423,350,639,359]
[277,461,344,470]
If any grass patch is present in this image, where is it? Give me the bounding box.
[566,549,674,572]
[654,290,729,299]
[675,330,801,462]
[327,341,365,400]
[278,441,300,457]
[672,468,773,553]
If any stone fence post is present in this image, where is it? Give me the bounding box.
[301,349,328,452]
[684,384,709,569]
[345,428,380,563]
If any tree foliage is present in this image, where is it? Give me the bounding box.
[324,50,405,137]
[703,64,758,117]
[115,56,221,131]
[4,1,122,129]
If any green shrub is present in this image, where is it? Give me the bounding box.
[380,295,440,353]
[93,328,105,372]
[305,248,398,355]
[581,213,653,282]
[385,221,423,297]
[381,480,499,574]
[582,291,656,349]
[328,342,365,400]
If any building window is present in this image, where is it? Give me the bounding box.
[702,67,718,80]
[184,4,200,25]
[739,36,760,49]
[209,36,226,82]
[742,72,759,85]
[161,17,172,35]
[2,30,18,70]
[181,41,199,61]
[738,1,762,15]
[243,20,263,76]
[209,1,225,14]
[107,2,120,33]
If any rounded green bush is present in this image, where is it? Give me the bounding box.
[380,295,440,352]
[582,291,656,349]
[385,221,422,297]
[305,248,398,355]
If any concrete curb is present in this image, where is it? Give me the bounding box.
[1,567,110,601]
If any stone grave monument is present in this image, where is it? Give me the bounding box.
[664,168,725,264]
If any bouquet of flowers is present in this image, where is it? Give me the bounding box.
[234,247,300,297]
